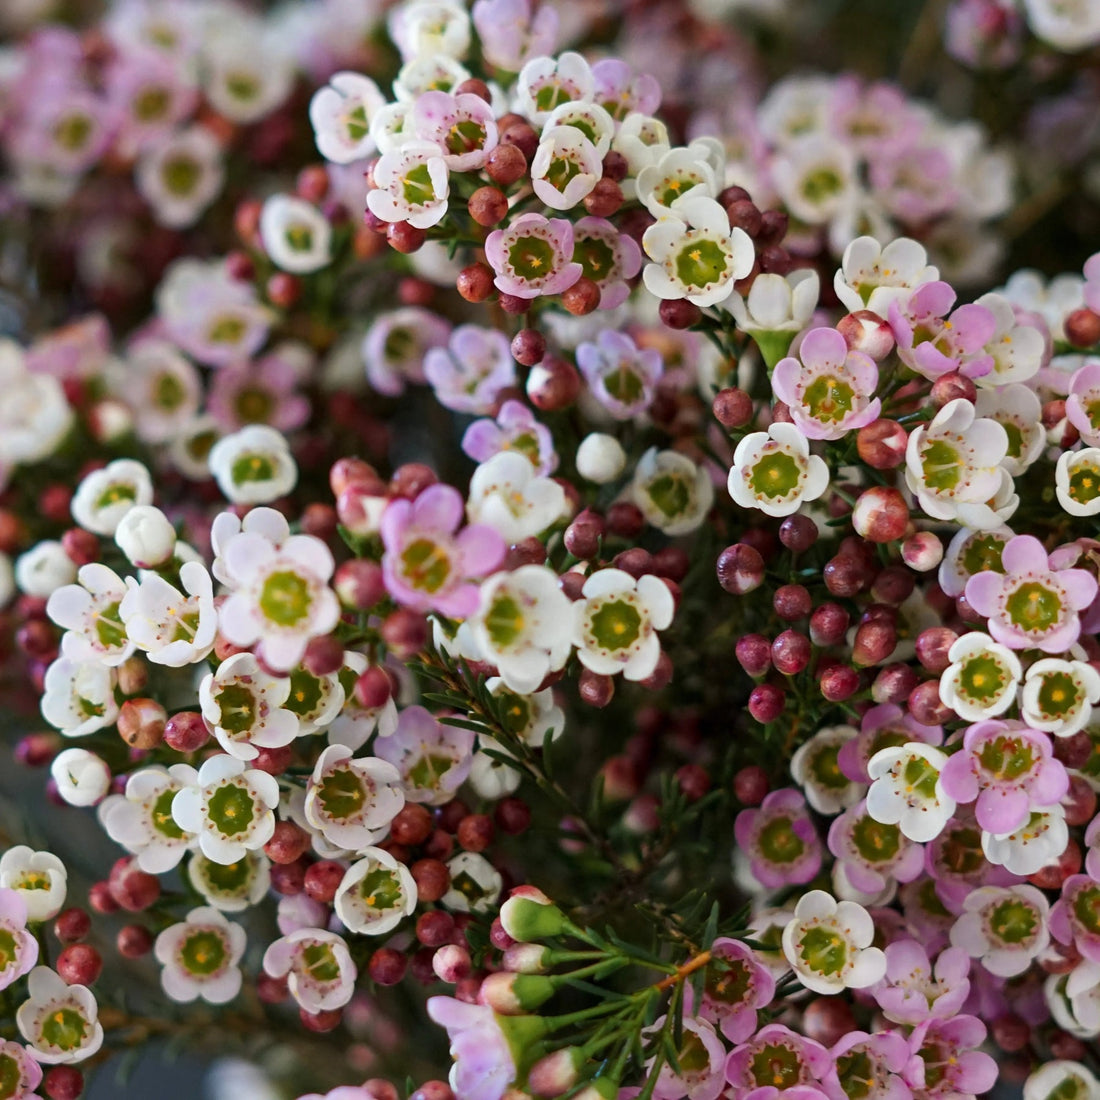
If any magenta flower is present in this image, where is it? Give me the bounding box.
[828,799,924,896]
[471,0,558,73]
[939,719,1067,834]
[872,940,971,1026]
[830,1031,912,1100]
[648,1015,726,1100]
[838,704,943,785]
[0,1038,43,1099]
[484,214,582,300]
[964,534,1098,653]
[734,788,822,890]
[380,484,505,618]
[423,326,516,416]
[697,937,775,1044]
[905,1016,997,1100]
[924,809,1017,911]
[576,330,663,421]
[889,282,995,382]
[461,400,557,475]
[725,1024,837,1099]
[772,328,881,440]
[572,217,643,310]
[206,345,312,432]
[1049,874,1100,965]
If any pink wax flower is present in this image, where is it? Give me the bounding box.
[461,400,558,475]
[871,940,971,1026]
[374,705,474,807]
[206,345,312,433]
[647,1015,726,1100]
[592,58,662,121]
[1065,360,1100,446]
[471,0,558,73]
[485,213,582,300]
[25,315,111,379]
[923,809,1017,911]
[938,719,1067,835]
[828,799,924,896]
[1049,873,1100,964]
[424,325,516,416]
[944,0,1024,71]
[905,1016,997,1100]
[771,327,880,440]
[734,788,822,890]
[576,330,663,421]
[889,282,996,381]
[838,703,943,785]
[725,1024,837,1099]
[0,889,38,992]
[830,1031,913,1100]
[964,534,1098,653]
[696,937,776,1044]
[380,484,505,618]
[572,216,643,310]
[0,1038,43,1099]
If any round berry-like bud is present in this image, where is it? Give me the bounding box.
[717,543,765,594]
[410,1082,455,1100]
[411,858,450,903]
[871,567,915,606]
[256,972,288,1004]
[335,559,387,610]
[872,662,921,704]
[774,584,812,622]
[915,627,958,674]
[1053,731,1092,771]
[457,262,495,303]
[734,764,769,806]
[380,608,428,658]
[908,679,952,725]
[116,697,166,750]
[364,1082,401,1100]
[109,858,160,912]
[735,634,772,678]
[852,486,908,543]
[853,620,897,667]
[387,221,426,253]
[1063,774,1097,827]
[772,631,811,675]
[776,515,815,555]
[390,804,433,846]
[748,682,784,723]
[88,882,118,915]
[54,908,91,945]
[252,744,293,776]
[468,185,509,227]
[43,1067,84,1100]
[433,943,472,984]
[823,555,865,597]
[303,634,344,677]
[526,357,580,411]
[612,548,653,579]
[300,1007,342,1033]
[578,668,615,708]
[857,419,908,469]
[726,199,762,237]
[354,665,392,710]
[267,273,301,309]
[576,433,626,483]
[584,178,623,217]
[416,910,455,947]
[270,858,307,896]
[1065,307,1100,348]
[712,387,753,428]
[60,528,98,567]
[1028,838,1081,891]
[163,710,210,753]
[485,143,528,186]
[304,860,345,904]
[658,299,702,330]
[564,509,604,559]
[802,996,856,1047]
[601,150,628,181]
[57,944,102,986]
[902,531,944,572]
[931,371,977,407]
[675,764,710,802]
[457,814,494,853]
[494,797,531,835]
[369,947,408,986]
[836,310,895,361]
[757,209,788,246]
[265,820,311,865]
[807,603,848,648]
[820,664,861,702]
[510,328,546,367]
[117,924,153,959]
[500,119,539,161]
[561,277,600,316]
[606,501,645,538]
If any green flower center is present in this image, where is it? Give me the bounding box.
[215,682,257,735]
[749,1042,803,1088]
[170,608,201,643]
[179,929,227,975]
[259,569,313,627]
[902,755,940,800]
[95,600,127,649]
[836,1049,875,1100]
[15,871,50,891]
[206,782,256,836]
[162,156,200,196]
[208,315,247,345]
[1002,421,1024,460]
[918,878,951,917]
[499,693,532,736]
[54,113,92,151]
[575,236,615,283]
[300,942,341,984]
[285,224,314,253]
[195,854,256,896]
[851,814,901,863]
[407,752,455,791]
[286,667,325,718]
[757,815,805,864]
[957,654,1008,702]
[977,735,1036,782]
[225,71,259,102]
[678,1031,710,1073]
[134,86,171,122]
[1069,461,1100,505]
[154,371,186,410]
[801,167,842,203]
[798,925,848,976]
[535,80,574,113]
[0,1051,21,1099]
[399,538,452,594]
[808,743,848,789]
[602,363,645,406]
[588,598,643,651]
[674,237,730,290]
[920,439,961,492]
[450,869,485,904]
[803,375,855,423]
[235,388,274,424]
[485,592,525,649]
[401,162,437,206]
[1004,581,1062,633]
[152,788,185,839]
[95,482,137,510]
[1047,1074,1090,1100]
[0,928,18,972]
[230,452,277,485]
[357,867,403,910]
[988,898,1038,946]
[544,152,584,192]
[658,173,703,208]
[445,118,485,157]
[1072,883,1100,935]
[749,451,803,499]
[40,1005,88,1052]
[960,534,1006,577]
[706,958,752,1005]
[317,767,367,820]
[344,104,369,142]
[646,473,692,519]
[1036,672,1081,719]
[940,825,985,876]
[383,327,414,361]
[508,235,556,280]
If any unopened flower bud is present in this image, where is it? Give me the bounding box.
[717,543,764,594]
[576,433,626,483]
[115,505,176,568]
[117,697,166,749]
[852,486,908,543]
[856,420,908,469]
[902,531,943,572]
[501,943,551,973]
[527,1048,583,1098]
[499,888,568,942]
[50,748,111,807]
[837,310,895,360]
[478,971,555,1014]
[115,656,148,696]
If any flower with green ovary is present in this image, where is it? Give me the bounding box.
[866,743,955,844]
[758,817,805,864]
[334,848,417,935]
[317,769,367,819]
[367,141,449,229]
[631,448,714,537]
[1021,658,1100,737]
[305,745,404,851]
[206,784,256,836]
[442,851,504,915]
[939,633,1022,722]
[1057,448,1100,516]
[178,929,228,975]
[1023,1063,1100,1100]
[798,926,849,976]
[1005,582,1062,633]
[574,569,674,682]
[988,899,1038,944]
[399,538,452,594]
[746,1041,805,1088]
[263,929,356,1013]
[16,967,103,1064]
[1071,881,1100,935]
[46,563,136,667]
[209,426,298,506]
[119,560,217,668]
[919,439,961,491]
[71,459,153,536]
[782,891,885,995]
[155,908,245,1004]
[729,423,830,518]
[836,1050,875,1100]
[0,1042,41,1100]
[951,884,1050,977]
[976,736,1036,782]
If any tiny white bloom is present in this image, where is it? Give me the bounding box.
[17,966,102,1064]
[309,71,386,164]
[0,340,74,468]
[187,850,270,913]
[781,890,885,995]
[366,140,450,230]
[1023,1061,1100,1100]
[982,805,1069,876]
[70,459,154,537]
[576,433,626,484]
[40,657,119,738]
[199,653,300,761]
[729,268,820,335]
[485,678,565,749]
[791,725,864,815]
[630,447,714,537]
[1056,448,1100,517]
[136,125,224,229]
[259,195,333,275]
[727,422,830,518]
[123,339,202,445]
[834,236,939,318]
[973,385,1044,476]
[114,505,177,569]
[119,560,217,667]
[950,884,1050,978]
[1021,657,1100,737]
[47,563,133,667]
[208,425,298,505]
[202,29,294,124]
[16,541,77,599]
[154,907,246,1004]
[938,632,1022,722]
[334,847,417,935]
[467,451,567,543]
[531,125,601,211]
[515,52,595,126]
[262,927,357,1013]
[304,745,405,853]
[866,743,956,843]
[99,764,199,874]
[0,847,67,922]
[442,851,503,914]
[50,748,111,807]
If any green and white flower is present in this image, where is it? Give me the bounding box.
[938,632,1022,722]
[186,850,270,913]
[366,140,449,230]
[208,425,298,506]
[70,459,153,536]
[172,755,281,865]
[99,764,198,874]
[974,385,1045,477]
[199,652,300,761]
[283,661,345,737]
[334,847,417,935]
[727,422,830,518]
[790,725,864,815]
[1023,1060,1100,1100]
[16,966,102,1064]
[442,852,503,915]
[0,847,67,923]
[1021,658,1100,737]
[982,806,1068,876]
[781,890,885,995]
[262,927,356,1014]
[40,657,119,739]
[46,564,133,667]
[304,745,405,853]
[49,748,111,808]
[1056,448,1100,517]
[531,125,602,211]
[467,451,567,544]
[154,907,246,1004]
[630,447,714,537]
[259,195,333,275]
[866,743,956,843]
[119,560,217,667]
[573,568,674,682]
[635,143,721,219]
